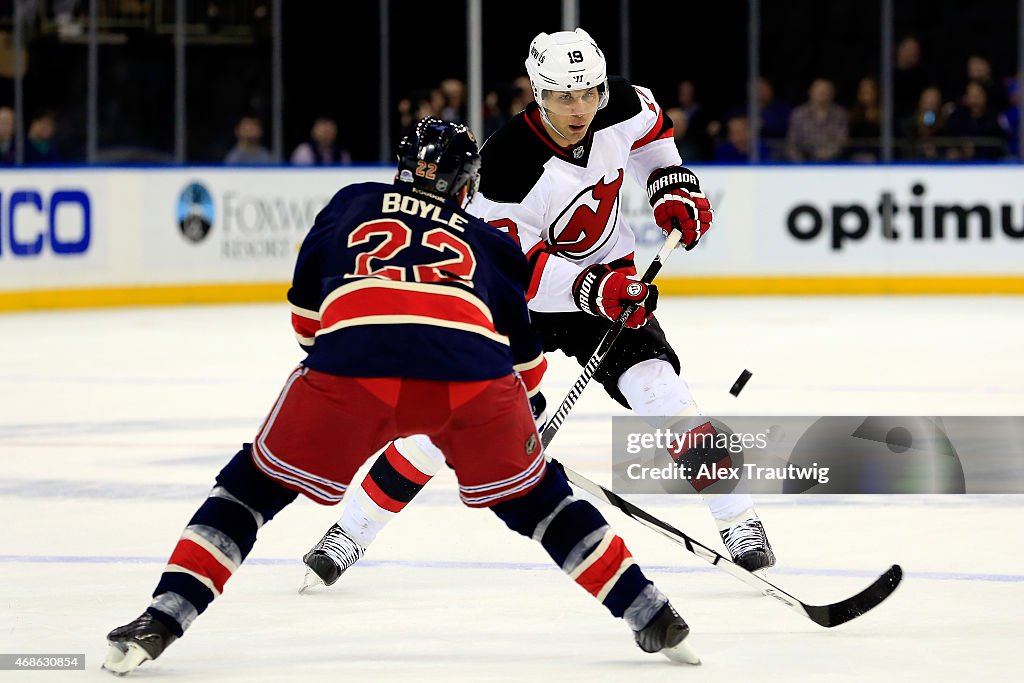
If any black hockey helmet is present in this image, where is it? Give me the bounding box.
[396,117,481,204]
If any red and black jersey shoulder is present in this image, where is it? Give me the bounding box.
[479,99,607,195]
[597,76,674,150]
[591,76,646,132]
[478,108,557,204]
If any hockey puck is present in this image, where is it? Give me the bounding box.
[729,369,752,397]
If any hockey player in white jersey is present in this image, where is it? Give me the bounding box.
[303,27,774,591]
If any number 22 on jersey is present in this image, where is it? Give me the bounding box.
[347,219,477,286]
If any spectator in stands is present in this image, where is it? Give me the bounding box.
[440,78,467,123]
[224,115,275,165]
[483,82,514,138]
[53,1,84,37]
[945,80,1007,160]
[785,78,848,162]
[397,89,440,138]
[965,55,1007,115]
[720,77,790,159]
[483,89,503,138]
[24,111,61,165]
[396,97,416,135]
[999,79,1020,157]
[665,107,705,162]
[847,77,882,162]
[906,86,950,159]
[0,106,15,165]
[673,80,714,160]
[512,75,534,108]
[483,76,535,138]
[893,36,930,128]
[714,115,769,162]
[756,77,792,142]
[290,116,351,166]
[429,88,447,119]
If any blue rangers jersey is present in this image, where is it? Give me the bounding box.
[287,181,546,395]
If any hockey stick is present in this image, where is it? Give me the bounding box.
[537,235,902,626]
[540,229,682,448]
[547,458,902,627]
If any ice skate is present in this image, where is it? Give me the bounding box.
[299,523,366,593]
[718,508,776,573]
[634,603,701,664]
[103,612,177,676]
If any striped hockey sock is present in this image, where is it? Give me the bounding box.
[340,437,443,547]
[146,446,297,637]
[491,466,667,631]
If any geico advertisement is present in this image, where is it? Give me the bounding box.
[145,168,394,282]
[626,167,1024,275]
[0,173,103,286]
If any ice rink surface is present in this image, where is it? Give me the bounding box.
[1,296,1022,682]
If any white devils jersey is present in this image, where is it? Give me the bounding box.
[468,77,680,312]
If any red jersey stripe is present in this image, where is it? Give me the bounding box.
[291,312,321,339]
[383,443,435,486]
[528,250,552,301]
[515,354,547,395]
[575,535,633,597]
[168,538,234,595]
[251,439,348,503]
[631,106,669,150]
[459,459,547,507]
[319,280,507,344]
[360,472,407,514]
[525,108,572,158]
[607,252,637,276]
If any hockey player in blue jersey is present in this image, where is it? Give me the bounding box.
[102,118,700,675]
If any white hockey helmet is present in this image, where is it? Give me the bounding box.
[525,28,609,111]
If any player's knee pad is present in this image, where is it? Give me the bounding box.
[617,358,699,417]
[215,444,298,522]
[490,465,572,537]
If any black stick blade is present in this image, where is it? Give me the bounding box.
[804,565,903,627]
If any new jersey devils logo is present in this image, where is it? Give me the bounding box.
[547,169,625,260]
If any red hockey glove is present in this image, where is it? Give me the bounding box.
[572,264,658,329]
[646,167,714,250]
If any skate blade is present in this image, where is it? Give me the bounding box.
[102,641,152,676]
[298,568,325,594]
[661,639,701,665]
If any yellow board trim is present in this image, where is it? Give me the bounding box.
[2,276,1024,312]
[0,283,289,311]
[655,275,1024,296]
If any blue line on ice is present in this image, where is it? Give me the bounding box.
[0,554,1020,583]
